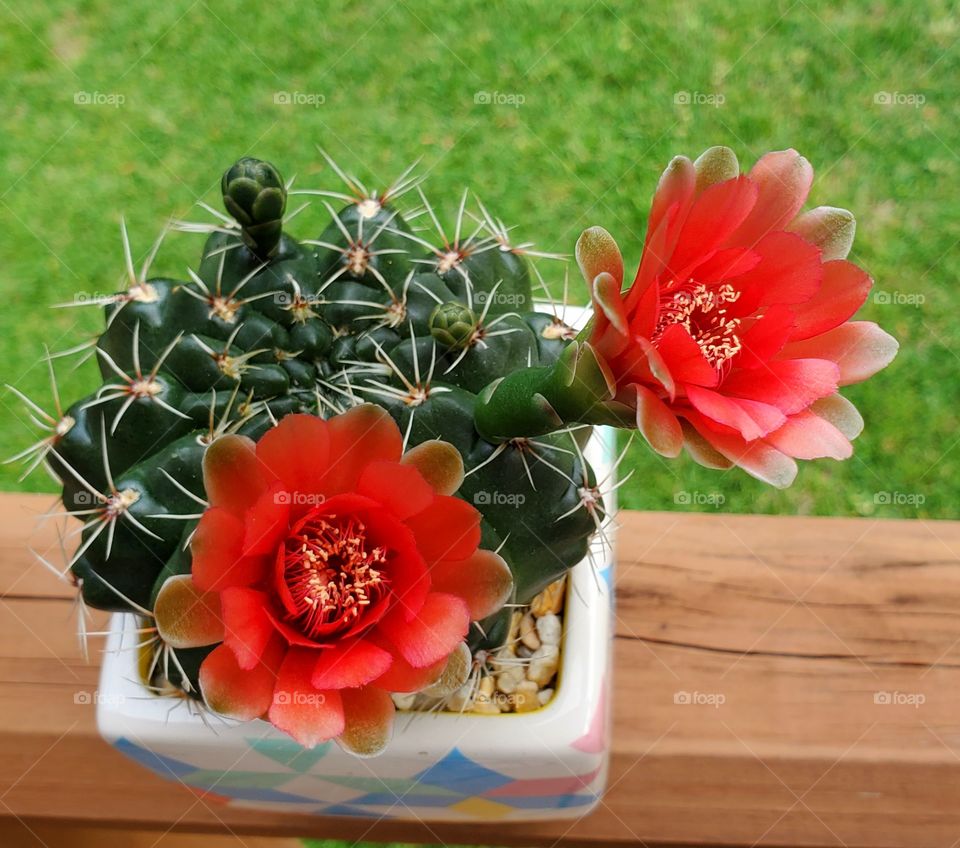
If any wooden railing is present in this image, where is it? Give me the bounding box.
[1,491,959,847]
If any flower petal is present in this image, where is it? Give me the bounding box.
[732,231,823,313]
[430,549,514,620]
[323,404,404,494]
[669,176,759,279]
[693,145,740,193]
[624,212,678,318]
[685,412,798,488]
[200,637,284,721]
[311,638,394,690]
[633,384,682,457]
[254,413,331,499]
[618,335,676,400]
[268,648,345,748]
[371,643,447,693]
[576,226,624,289]
[680,421,733,470]
[404,496,481,564]
[191,507,267,592]
[690,246,760,282]
[221,586,276,670]
[655,323,719,387]
[589,271,631,359]
[765,411,853,460]
[737,304,795,369]
[379,592,470,669]
[357,460,434,520]
[400,440,464,496]
[779,322,898,386]
[810,394,864,440]
[687,385,786,441]
[788,206,856,261]
[242,482,291,556]
[645,155,696,258]
[338,686,395,757]
[789,260,873,342]
[726,149,813,247]
[629,207,677,316]
[420,642,472,698]
[154,575,224,649]
[721,359,839,415]
[202,434,269,515]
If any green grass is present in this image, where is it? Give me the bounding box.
[1,1,954,846]
[3,0,956,523]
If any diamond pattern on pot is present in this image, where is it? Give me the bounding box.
[111,737,603,817]
[345,749,511,808]
[449,796,515,820]
[114,737,199,778]
[414,748,514,794]
[486,764,603,796]
[482,792,600,810]
[246,736,333,772]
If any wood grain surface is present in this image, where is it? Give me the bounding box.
[1,492,959,847]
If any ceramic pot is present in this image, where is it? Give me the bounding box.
[97,412,616,823]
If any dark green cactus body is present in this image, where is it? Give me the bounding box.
[314,205,413,300]
[473,338,645,442]
[432,241,533,316]
[28,156,604,696]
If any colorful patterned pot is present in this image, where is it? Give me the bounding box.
[97,425,616,823]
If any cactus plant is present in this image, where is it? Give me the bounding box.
[11,145,897,751]
[12,154,604,703]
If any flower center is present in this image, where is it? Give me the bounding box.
[654,282,743,371]
[282,511,389,639]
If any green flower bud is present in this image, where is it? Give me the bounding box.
[221,157,287,258]
[429,301,478,349]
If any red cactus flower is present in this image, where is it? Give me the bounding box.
[578,147,898,487]
[152,404,513,752]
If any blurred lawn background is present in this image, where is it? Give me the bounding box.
[1,0,956,525]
